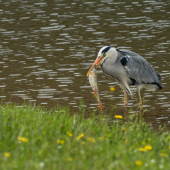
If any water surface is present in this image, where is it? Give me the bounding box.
[0,0,170,129]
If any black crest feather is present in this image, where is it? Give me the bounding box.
[101,46,111,53]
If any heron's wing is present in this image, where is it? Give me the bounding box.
[117,49,162,87]
[101,54,132,95]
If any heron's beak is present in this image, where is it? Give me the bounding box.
[87,56,103,76]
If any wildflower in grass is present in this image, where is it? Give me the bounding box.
[39,162,45,168]
[87,137,95,143]
[76,133,84,140]
[138,148,147,152]
[98,137,104,140]
[169,146,170,150]
[66,132,73,137]
[125,139,129,143]
[151,159,155,163]
[81,141,85,145]
[110,87,115,91]
[135,160,142,166]
[138,145,152,152]
[17,137,28,143]
[144,145,152,151]
[67,157,73,162]
[114,115,123,119]
[122,127,126,131]
[56,139,65,144]
[4,152,10,158]
[160,153,167,157]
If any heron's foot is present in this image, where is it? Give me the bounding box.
[124,101,128,109]
[139,100,143,105]
[139,104,143,109]
[124,104,128,120]
[139,101,142,105]
[123,108,128,120]
[138,100,143,107]
[138,103,144,115]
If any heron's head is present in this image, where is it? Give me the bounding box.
[87,46,117,76]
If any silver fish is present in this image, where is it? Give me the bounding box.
[88,67,103,111]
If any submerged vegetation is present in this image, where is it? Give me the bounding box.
[0,104,170,170]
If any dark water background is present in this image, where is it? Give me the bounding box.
[0,0,170,129]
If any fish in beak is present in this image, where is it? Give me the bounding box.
[87,56,103,76]
[88,67,103,111]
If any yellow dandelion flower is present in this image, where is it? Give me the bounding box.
[122,127,126,131]
[87,137,95,143]
[110,87,116,91]
[114,115,123,119]
[138,148,147,152]
[56,139,65,144]
[17,137,28,143]
[160,153,167,157]
[169,146,170,150]
[81,141,86,145]
[135,160,142,166]
[98,137,105,140]
[76,133,84,140]
[66,132,73,137]
[125,139,129,143]
[144,145,152,151]
[4,152,10,158]
[67,157,73,162]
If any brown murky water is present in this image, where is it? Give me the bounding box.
[0,0,170,129]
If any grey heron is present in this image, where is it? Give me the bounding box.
[87,46,162,109]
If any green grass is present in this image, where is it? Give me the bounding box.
[0,104,170,170]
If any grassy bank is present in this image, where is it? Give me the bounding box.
[0,104,170,170]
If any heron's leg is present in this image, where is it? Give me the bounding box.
[137,87,143,107]
[123,90,128,109]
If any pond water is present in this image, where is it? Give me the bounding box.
[0,0,170,129]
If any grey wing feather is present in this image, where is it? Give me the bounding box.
[118,49,162,87]
[101,54,133,95]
